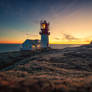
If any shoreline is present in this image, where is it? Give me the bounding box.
[0,44,82,54]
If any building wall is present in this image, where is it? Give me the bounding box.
[41,34,49,48]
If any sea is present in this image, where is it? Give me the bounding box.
[0,44,81,53]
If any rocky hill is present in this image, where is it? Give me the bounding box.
[0,45,92,92]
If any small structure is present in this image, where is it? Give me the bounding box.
[39,20,50,48]
[21,39,40,51]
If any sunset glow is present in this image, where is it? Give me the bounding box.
[0,0,92,44]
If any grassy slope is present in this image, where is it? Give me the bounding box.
[0,45,92,92]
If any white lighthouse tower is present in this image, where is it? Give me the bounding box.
[39,20,50,48]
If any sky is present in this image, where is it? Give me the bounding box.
[0,0,92,44]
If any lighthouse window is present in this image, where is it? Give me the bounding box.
[42,24,46,29]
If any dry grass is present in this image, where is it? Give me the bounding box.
[0,71,92,92]
[0,46,92,91]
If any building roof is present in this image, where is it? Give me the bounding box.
[23,39,40,45]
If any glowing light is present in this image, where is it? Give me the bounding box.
[42,24,46,29]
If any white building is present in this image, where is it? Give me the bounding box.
[21,39,40,51]
[39,20,50,48]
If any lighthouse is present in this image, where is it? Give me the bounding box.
[39,20,50,48]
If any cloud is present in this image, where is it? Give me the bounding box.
[54,37,60,40]
[62,33,78,41]
[53,33,79,41]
